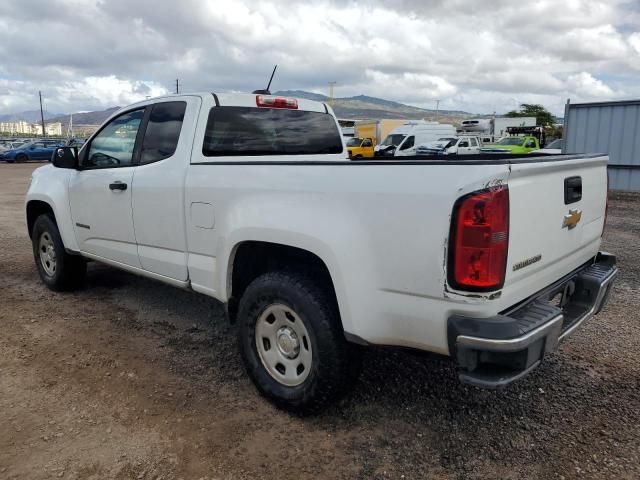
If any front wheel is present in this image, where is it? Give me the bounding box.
[237,271,360,413]
[32,214,86,291]
[16,153,28,162]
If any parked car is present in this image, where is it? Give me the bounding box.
[0,140,28,152]
[25,92,617,413]
[346,137,375,159]
[480,135,540,154]
[530,138,563,155]
[1,139,65,162]
[416,135,482,155]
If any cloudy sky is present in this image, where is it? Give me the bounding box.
[0,0,639,116]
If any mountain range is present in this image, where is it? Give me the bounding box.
[0,110,60,123]
[0,91,475,128]
[273,90,472,122]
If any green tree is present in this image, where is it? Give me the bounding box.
[505,104,555,126]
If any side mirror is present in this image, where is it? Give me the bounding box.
[52,147,78,169]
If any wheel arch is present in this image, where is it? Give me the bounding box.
[26,166,80,251]
[226,240,349,334]
[26,200,56,239]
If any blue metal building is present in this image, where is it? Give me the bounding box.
[563,99,640,191]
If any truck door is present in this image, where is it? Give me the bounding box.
[457,138,472,154]
[524,137,538,152]
[362,138,374,157]
[468,137,480,154]
[395,135,415,156]
[68,109,145,267]
[130,97,200,281]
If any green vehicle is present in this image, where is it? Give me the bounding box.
[480,135,540,154]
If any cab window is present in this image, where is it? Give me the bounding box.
[399,136,415,150]
[140,101,187,164]
[362,139,373,147]
[202,107,343,156]
[84,109,144,168]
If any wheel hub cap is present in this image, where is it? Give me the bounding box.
[38,232,57,276]
[276,327,300,358]
[255,304,313,387]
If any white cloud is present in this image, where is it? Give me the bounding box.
[566,72,617,98]
[0,0,638,115]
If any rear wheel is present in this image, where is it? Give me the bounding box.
[238,271,360,413]
[32,214,86,291]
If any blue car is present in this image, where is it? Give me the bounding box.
[1,139,65,163]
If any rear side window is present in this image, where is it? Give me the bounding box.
[202,107,343,156]
[140,101,187,164]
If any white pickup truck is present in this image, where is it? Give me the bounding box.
[416,135,483,155]
[26,92,617,413]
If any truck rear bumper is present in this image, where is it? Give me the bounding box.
[448,252,618,388]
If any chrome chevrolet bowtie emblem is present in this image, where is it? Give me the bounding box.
[562,209,582,230]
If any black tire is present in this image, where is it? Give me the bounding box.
[16,153,28,162]
[238,271,360,414]
[32,214,86,291]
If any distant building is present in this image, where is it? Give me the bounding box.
[0,121,62,136]
[0,120,31,134]
[31,122,63,136]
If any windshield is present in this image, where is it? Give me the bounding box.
[545,139,563,149]
[437,137,457,148]
[496,137,525,146]
[346,138,362,147]
[380,134,406,147]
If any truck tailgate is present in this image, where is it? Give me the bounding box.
[503,155,608,304]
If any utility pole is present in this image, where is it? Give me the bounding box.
[175,78,179,94]
[328,81,336,108]
[39,91,46,137]
[434,99,440,122]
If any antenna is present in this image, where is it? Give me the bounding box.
[252,65,278,95]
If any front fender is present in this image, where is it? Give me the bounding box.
[26,165,79,252]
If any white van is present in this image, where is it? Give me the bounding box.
[392,122,457,157]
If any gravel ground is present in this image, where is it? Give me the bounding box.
[1,162,639,480]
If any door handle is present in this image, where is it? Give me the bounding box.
[109,181,127,191]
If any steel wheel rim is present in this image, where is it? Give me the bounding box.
[255,303,313,387]
[38,231,57,277]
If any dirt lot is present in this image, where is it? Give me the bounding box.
[1,162,639,480]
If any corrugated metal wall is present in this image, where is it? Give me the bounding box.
[563,99,640,191]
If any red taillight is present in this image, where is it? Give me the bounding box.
[448,186,509,291]
[256,95,298,109]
